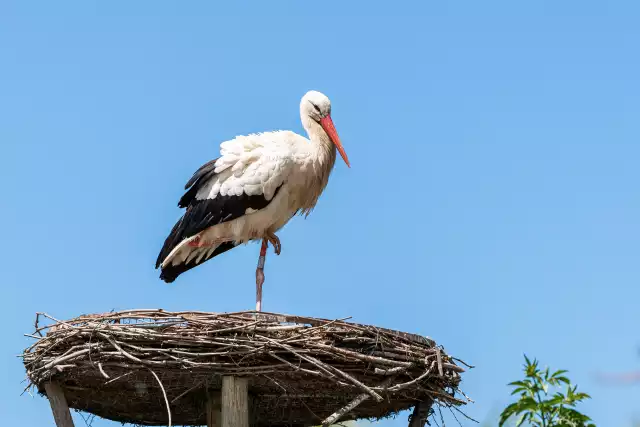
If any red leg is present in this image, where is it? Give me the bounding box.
[255,238,268,311]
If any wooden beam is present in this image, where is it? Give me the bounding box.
[207,391,222,427]
[408,399,434,427]
[222,376,249,427]
[44,382,75,427]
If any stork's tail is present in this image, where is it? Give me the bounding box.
[157,241,237,283]
[155,215,238,283]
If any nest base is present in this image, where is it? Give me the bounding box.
[23,310,468,427]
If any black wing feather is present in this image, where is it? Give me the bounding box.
[179,158,219,208]
[155,158,282,276]
[184,158,218,189]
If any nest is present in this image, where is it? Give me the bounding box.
[22,310,469,427]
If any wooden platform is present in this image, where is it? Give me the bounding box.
[22,310,470,427]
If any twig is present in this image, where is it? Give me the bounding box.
[267,352,324,377]
[79,411,96,427]
[20,383,34,397]
[97,363,109,379]
[259,336,336,378]
[451,357,474,369]
[265,335,383,401]
[147,368,172,427]
[35,313,43,337]
[201,320,259,335]
[322,376,396,426]
[437,405,445,427]
[312,343,413,367]
[456,387,475,403]
[450,405,478,424]
[24,334,43,340]
[436,347,444,377]
[263,375,287,393]
[42,348,91,370]
[322,361,384,402]
[98,333,143,364]
[443,362,465,373]
[322,394,367,427]
[238,316,352,361]
[375,366,408,375]
[104,371,133,385]
[388,362,435,392]
[170,381,203,404]
[38,313,80,330]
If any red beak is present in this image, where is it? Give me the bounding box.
[320,115,350,168]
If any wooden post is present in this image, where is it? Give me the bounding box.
[44,382,75,427]
[248,394,256,427]
[408,399,434,427]
[207,391,222,427]
[221,376,249,427]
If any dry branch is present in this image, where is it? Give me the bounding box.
[321,376,398,426]
[147,368,171,427]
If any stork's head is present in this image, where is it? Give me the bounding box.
[301,90,350,168]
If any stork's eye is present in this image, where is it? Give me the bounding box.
[309,101,322,114]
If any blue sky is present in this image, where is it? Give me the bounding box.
[2,1,640,425]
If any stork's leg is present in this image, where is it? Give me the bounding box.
[255,238,268,312]
[255,233,282,311]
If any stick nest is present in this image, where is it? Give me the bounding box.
[22,310,469,427]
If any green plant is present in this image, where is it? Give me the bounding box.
[499,355,595,427]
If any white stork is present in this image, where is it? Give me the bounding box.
[155,90,350,311]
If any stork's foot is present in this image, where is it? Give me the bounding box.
[187,235,227,248]
[266,232,281,255]
[187,236,210,248]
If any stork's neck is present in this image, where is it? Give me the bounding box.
[295,114,337,213]
[302,115,337,167]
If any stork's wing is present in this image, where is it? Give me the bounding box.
[155,133,295,273]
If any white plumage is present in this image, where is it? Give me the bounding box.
[156,90,350,310]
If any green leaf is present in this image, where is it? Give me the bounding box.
[508,380,530,388]
[548,392,566,407]
[511,387,528,395]
[518,396,539,411]
[546,395,564,406]
[551,369,569,377]
[499,402,520,427]
[558,406,593,424]
[515,412,531,427]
